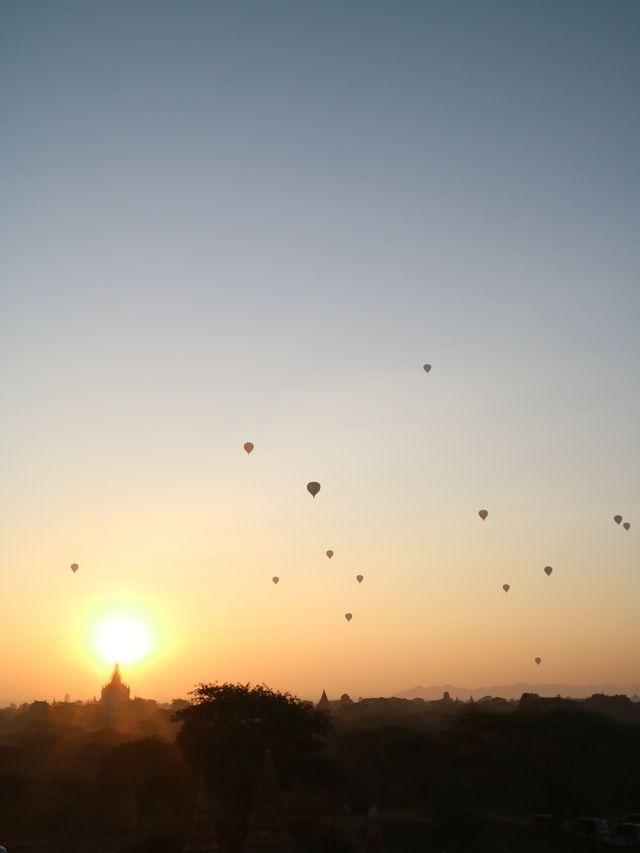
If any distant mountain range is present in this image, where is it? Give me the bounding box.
[394,683,640,701]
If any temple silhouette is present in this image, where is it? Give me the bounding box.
[241,750,295,853]
[181,750,299,853]
[183,778,219,852]
[100,662,131,710]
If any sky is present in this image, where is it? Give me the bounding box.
[1,0,639,704]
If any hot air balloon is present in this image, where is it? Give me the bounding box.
[502,584,510,593]
[534,657,542,666]
[345,613,353,622]
[307,482,321,498]
[623,522,631,531]
[243,442,254,454]
[326,550,334,559]
[356,575,364,583]
[614,515,623,525]
[423,364,431,373]
[544,566,553,576]
[478,509,488,521]
[70,563,79,573]
[272,576,279,585]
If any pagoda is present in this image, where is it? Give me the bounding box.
[183,778,219,852]
[317,690,330,710]
[241,750,295,853]
[100,662,131,711]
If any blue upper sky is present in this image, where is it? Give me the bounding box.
[1,1,639,699]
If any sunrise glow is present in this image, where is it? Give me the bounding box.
[1,0,638,707]
[92,616,153,666]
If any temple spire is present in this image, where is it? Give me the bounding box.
[183,778,219,852]
[241,750,295,853]
[100,662,131,709]
[317,690,330,709]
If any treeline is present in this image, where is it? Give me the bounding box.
[0,698,190,843]
[330,693,640,817]
[0,688,639,851]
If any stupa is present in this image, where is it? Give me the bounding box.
[100,662,131,711]
[317,690,330,710]
[241,750,295,853]
[183,778,219,852]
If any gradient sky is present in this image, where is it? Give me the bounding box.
[1,0,639,704]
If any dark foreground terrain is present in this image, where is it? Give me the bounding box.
[2,814,635,853]
[1,685,639,851]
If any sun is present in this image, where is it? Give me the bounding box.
[93,616,153,665]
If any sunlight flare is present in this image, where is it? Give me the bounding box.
[92,616,153,665]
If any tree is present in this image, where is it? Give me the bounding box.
[98,737,192,827]
[174,682,333,851]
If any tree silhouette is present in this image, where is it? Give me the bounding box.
[174,682,333,851]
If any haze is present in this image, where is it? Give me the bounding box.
[1,0,638,705]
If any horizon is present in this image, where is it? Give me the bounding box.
[2,1,639,704]
[3,667,640,708]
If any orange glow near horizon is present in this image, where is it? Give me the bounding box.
[92,616,153,666]
[77,599,164,682]
[2,2,640,707]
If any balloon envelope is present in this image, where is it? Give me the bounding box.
[535,657,542,665]
[356,575,364,583]
[272,576,279,585]
[623,522,631,531]
[544,566,553,576]
[614,515,622,525]
[70,563,79,573]
[307,481,321,498]
[243,442,254,454]
[326,550,334,559]
[478,509,488,521]
[345,612,353,622]
[502,584,510,592]
[423,364,431,373]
